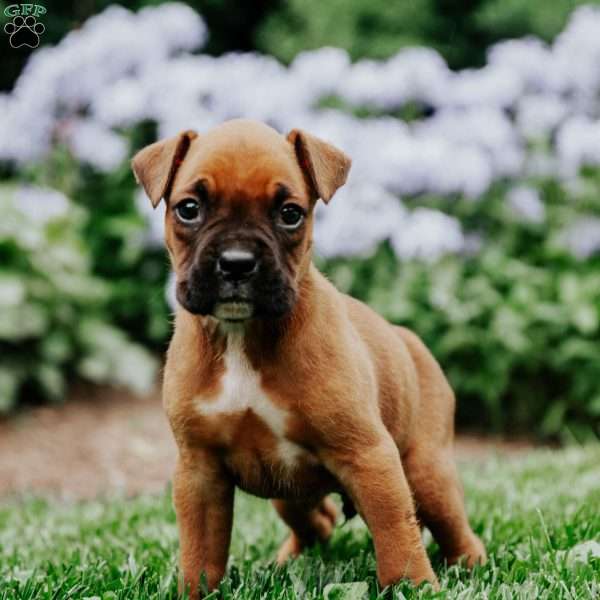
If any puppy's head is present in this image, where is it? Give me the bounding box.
[132,119,351,322]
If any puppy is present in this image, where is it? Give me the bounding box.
[132,119,486,596]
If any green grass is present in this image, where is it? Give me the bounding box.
[1,446,599,599]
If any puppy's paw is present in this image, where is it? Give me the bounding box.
[276,533,303,564]
[420,571,440,592]
[314,496,338,538]
[379,564,440,591]
[275,498,338,564]
[447,533,487,568]
[409,567,440,591]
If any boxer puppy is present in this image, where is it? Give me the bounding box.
[132,119,486,597]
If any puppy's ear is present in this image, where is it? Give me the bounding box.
[131,130,197,208]
[287,129,351,203]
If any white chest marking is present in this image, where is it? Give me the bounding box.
[195,331,303,468]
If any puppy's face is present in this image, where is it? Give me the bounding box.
[132,119,351,322]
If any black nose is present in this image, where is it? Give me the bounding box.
[217,249,258,281]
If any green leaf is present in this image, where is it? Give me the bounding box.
[324,582,369,600]
[541,401,567,436]
[571,304,598,334]
[0,275,26,307]
[0,368,19,413]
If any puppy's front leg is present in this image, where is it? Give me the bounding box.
[323,436,438,589]
[172,450,234,598]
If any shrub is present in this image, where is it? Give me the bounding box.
[0,184,157,412]
[4,0,598,94]
[321,175,600,440]
[474,0,600,45]
[70,159,174,347]
[0,0,276,92]
[256,0,600,68]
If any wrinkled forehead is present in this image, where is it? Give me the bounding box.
[172,127,307,202]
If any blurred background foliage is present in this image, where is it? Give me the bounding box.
[256,0,600,67]
[1,0,600,443]
[321,174,600,440]
[0,0,276,90]
[0,180,157,411]
[3,0,600,91]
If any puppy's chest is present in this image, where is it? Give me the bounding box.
[192,334,325,496]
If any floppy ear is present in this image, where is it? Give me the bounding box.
[131,130,197,208]
[287,129,351,203]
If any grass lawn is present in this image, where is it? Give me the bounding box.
[1,445,599,599]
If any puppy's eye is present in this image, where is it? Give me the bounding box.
[174,199,202,224]
[279,204,305,230]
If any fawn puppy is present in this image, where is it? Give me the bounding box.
[132,119,486,597]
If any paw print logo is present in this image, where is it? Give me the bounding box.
[4,15,45,49]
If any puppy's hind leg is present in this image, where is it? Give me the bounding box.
[273,496,338,563]
[403,447,486,568]
[395,326,486,568]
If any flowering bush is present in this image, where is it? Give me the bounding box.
[322,176,600,439]
[1,4,600,437]
[0,185,157,411]
[3,4,600,261]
